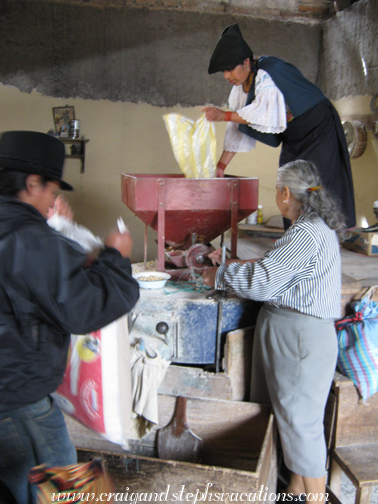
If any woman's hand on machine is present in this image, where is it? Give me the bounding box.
[208,248,259,266]
[202,267,218,288]
[208,248,238,266]
[208,249,222,265]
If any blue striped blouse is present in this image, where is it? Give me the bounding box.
[216,214,341,319]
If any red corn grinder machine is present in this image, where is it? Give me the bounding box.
[121,174,258,278]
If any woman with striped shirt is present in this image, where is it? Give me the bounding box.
[203,159,346,503]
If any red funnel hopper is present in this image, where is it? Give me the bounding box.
[121,174,258,271]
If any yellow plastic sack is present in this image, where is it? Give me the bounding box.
[163,113,217,178]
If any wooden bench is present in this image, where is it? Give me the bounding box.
[328,371,378,504]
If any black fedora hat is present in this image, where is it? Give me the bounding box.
[208,24,253,75]
[0,131,73,191]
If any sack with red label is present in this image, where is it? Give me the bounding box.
[53,314,131,447]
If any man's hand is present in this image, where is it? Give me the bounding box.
[105,231,133,258]
[47,195,74,220]
[54,195,74,220]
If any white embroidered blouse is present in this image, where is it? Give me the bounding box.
[223,69,287,153]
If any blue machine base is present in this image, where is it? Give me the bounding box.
[129,286,260,365]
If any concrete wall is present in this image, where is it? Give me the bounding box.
[0,1,322,107]
[319,0,378,99]
[0,0,377,262]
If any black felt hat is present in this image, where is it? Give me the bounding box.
[208,24,253,75]
[0,131,73,191]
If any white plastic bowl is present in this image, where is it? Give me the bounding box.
[133,271,171,289]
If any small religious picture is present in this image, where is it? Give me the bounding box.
[53,106,75,136]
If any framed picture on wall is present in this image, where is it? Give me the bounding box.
[52,106,75,137]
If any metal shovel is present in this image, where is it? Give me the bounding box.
[157,396,202,463]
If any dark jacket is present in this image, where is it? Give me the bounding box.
[0,197,140,412]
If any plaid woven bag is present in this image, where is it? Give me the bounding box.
[29,458,114,503]
[336,286,378,400]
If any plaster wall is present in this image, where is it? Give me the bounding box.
[1,84,377,263]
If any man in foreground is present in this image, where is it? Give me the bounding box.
[0,131,140,503]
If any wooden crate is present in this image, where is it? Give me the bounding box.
[331,371,378,448]
[67,395,277,500]
[328,371,378,503]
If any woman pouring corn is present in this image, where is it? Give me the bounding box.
[202,24,355,230]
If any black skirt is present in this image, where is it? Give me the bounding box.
[279,99,356,229]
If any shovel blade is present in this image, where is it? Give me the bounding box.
[157,396,203,463]
[157,428,203,463]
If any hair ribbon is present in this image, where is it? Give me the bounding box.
[307,186,322,193]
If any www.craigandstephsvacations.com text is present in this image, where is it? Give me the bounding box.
[51,483,329,502]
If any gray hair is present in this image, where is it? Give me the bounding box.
[276,159,347,241]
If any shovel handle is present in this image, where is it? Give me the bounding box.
[172,396,188,435]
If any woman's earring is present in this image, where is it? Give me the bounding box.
[283,200,287,204]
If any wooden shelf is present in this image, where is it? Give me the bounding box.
[60,138,89,173]
[238,223,284,233]
[238,223,285,239]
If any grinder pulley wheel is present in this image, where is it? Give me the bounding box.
[185,244,212,270]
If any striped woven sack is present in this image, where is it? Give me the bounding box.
[28,458,114,503]
[336,286,378,400]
